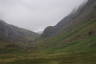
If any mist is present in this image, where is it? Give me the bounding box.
[0,0,87,32]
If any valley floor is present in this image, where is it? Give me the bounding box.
[0,49,96,64]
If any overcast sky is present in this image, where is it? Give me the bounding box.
[0,0,87,32]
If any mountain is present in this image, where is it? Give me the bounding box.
[0,20,39,48]
[38,0,96,50]
[33,1,96,63]
[42,0,96,38]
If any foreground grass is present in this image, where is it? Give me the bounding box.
[0,48,96,64]
[0,36,96,64]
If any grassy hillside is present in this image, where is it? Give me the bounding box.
[38,19,96,49]
[0,18,94,64]
[0,21,96,64]
[0,17,96,64]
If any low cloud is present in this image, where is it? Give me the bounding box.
[0,0,86,32]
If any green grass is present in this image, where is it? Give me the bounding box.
[0,20,96,64]
[37,20,96,49]
[0,35,96,64]
[0,51,96,64]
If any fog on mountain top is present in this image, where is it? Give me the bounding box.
[0,0,87,32]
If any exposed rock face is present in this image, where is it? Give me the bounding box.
[0,20,39,43]
[42,0,96,38]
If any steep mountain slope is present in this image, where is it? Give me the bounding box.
[0,20,39,48]
[42,0,96,38]
[39,0,96,49]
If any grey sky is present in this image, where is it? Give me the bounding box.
[0,0,87,32]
